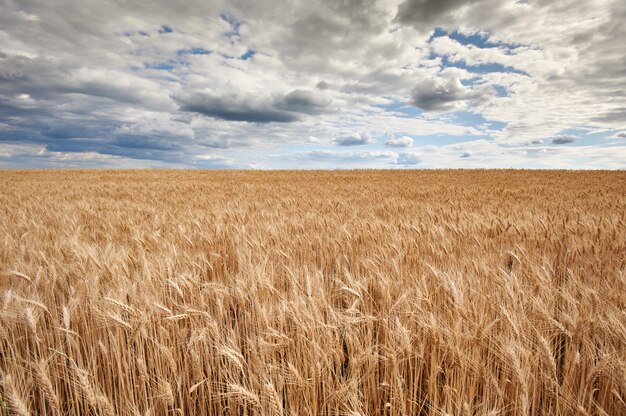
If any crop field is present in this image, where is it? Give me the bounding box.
[0,170,625,415]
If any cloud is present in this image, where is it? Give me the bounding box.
[175,89,329,123]
[396,152,421,165]
[592,108,626,124]
[615,132,626,138]
[274,89,330,115]
[551,136,576,144]
[332,132,373,146]
[428,34,531,75]
[175,92,298,123]
[411,77,492,111]
[198,136,238,149]
[385,134,413,147]
[0,0,625,168]
[316,81,332,90]
[460,151,472,158]
[192,154,238,168]
[287,150,395,161]
[395,0,469,29]
[282,149,399,168]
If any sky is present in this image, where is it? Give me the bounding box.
[1,0,625,169]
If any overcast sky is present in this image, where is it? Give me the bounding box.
[1,0,625,169]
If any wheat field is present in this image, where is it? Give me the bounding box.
[0,170,624,415]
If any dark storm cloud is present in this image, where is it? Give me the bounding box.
[395,0,469,28]
[0,93,200,164]
[0,112,119,147]
[177,93,299,123]
[176,89,329,123]
[274,90,330,115]
[551,136,576,144]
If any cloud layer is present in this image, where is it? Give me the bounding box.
[0,0,624,168]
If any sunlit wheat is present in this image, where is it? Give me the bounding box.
[0,170,624,415]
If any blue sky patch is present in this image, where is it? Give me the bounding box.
[431,27,522,50]
[440,55,528,75]
[177,47,211,56]
[240,49,256,60]
[449,111,488,127]
[144,62,175,71]
[550,128,618,147]
[379,102,423,118]
[446,112,506,131]
[494,85,508,97]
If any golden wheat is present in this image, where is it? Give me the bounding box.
[0,169,624,415]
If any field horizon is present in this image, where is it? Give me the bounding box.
[2,168,625,172]
[1,170,624,415]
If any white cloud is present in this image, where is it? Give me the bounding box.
[411,77,493,112]
[385,134,413,147]
[332,132,373,146]
[396,152,421,165]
